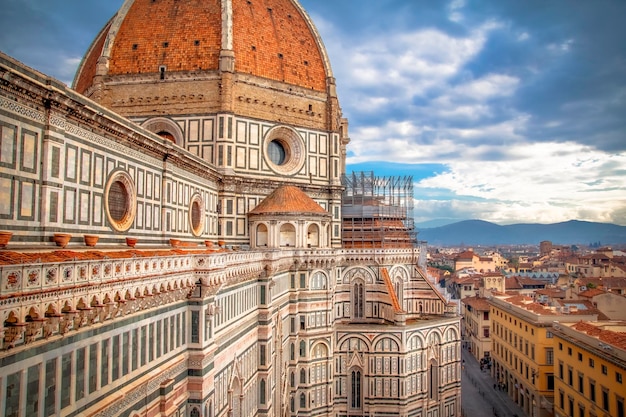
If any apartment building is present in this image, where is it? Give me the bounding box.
[552,321,625,417]
[489,295,600,417]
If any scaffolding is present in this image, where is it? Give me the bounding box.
[341,171,416,249]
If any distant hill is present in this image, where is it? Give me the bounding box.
[416,219,626,246]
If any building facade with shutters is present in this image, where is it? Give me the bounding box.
[0,1,461,416]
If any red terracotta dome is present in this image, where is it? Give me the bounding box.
[73,0,332,95]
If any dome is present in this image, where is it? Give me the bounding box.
[73,0,333,95]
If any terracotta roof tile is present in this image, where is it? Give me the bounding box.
[249,185,329,216]
[462,296,491,310]
[571,321,626,350]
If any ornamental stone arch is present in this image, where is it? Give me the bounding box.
[141,116,185,146]
[426,330,443,361]
[337,334,372,352]
[342,266,375,284]
[309,270,329,290]
[372,335,401,352]
[408,334,425,350]
[310,340,331,358]
[444,327,459,342]
[388,265,410,282]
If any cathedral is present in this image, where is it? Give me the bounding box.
[0,1,461,416]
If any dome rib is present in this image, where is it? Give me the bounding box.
[74,0,333,94]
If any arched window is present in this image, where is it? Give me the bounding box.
[307,223,320,247]
[350,369,362,409]
[429,359,439,401]
[290,397,294,412]
[299,340,306,357]
[300,368,306,384]
[310,272,327,290]
[260,379,266,404]
[279,223,296,247]
[256,224,268,247]
[300,393,306,408]
[190,408,200,417]
[290,343,295,361]
[394,280,403,308]
[290,372,295,387]
[352,281,364,319]
[229,378,242,417]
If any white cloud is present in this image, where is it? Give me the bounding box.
[451,73,519,100]
[447,0,466,23]
[415,144,626,224]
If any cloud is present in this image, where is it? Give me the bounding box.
[414,143,626,224]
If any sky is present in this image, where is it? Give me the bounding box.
[1,0,625,227]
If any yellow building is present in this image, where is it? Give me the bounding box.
[552,321,626,417]
[489,295,600,417]
[461,296,491,361]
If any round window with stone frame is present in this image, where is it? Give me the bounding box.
[263,126,306,176]
[104,170,137,232]
[189,193,205,237]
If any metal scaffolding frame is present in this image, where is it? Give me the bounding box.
[341,171,416,248]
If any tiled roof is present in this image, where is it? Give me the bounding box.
[462,296,491,311]
[456,250,475,260]
[578,288,606,298]
[571,321,626,351]
[581,277,626,289]
[535,288,566,297]
[500,294,604,318]
[249,185,329,215]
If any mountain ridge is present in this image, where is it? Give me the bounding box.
[416,219,626,246]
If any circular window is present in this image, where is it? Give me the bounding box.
[268,140,287,165]
[263,126,305,176]
[104,170,137,232]
[189,193,205,237]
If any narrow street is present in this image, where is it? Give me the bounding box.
[461,348,526,417]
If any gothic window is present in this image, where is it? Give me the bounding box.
[428,359,439,401]
[350,369,362,409]
[300,393,306,408]
[290,372,295,387]
[300,340,306,357]
[310,272,327,290]
[300,369,306,384]
[260,379,266,404]
[290,343,295,361]
[229,378,242,417]
[394,280,403,307]
[352,281,364,319]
